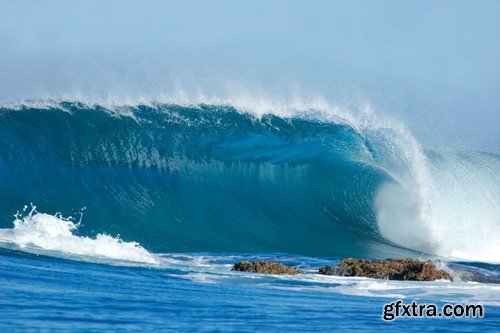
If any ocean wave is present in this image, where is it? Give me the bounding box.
[0,101,498,262]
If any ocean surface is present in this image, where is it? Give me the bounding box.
[0,101,498,331]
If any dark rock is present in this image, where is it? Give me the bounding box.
[318,258,453,281]
[232,261,301,275]
[318,265,346,276]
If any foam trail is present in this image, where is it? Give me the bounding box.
[0,207,158,265]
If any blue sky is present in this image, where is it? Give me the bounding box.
[1,0,499,151]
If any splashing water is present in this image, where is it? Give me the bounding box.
[0,206,158,265]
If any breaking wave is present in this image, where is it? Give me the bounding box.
[0,101,498,262]
[0,205,158,264]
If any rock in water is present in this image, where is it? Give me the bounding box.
[318,258,453,281]
[318,265,345,276]
[232,261,301,275]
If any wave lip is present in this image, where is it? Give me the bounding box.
[0,207,158,265]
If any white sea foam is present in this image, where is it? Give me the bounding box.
[291,275,500,306]
[0,207,158,265]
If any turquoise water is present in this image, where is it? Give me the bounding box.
[0,101,498,331]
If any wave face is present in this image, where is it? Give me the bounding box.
[0,101,498,261]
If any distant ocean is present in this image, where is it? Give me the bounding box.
[0,101,498,331]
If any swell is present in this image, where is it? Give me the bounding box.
[0,101,497,261]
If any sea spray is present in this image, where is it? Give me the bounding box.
[0,205,158,264]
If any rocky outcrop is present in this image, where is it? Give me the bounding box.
[318,258,453,281]
[318,265,343,276]
[232,261,301,275]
